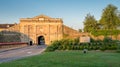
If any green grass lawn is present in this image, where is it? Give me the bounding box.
[0,51,120,67]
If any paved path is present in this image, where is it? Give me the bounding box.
[0,45,46,63]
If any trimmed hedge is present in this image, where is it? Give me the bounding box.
[117,42,120,53]
[45,38,118,52]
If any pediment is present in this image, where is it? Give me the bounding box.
[33,14,52,19]
[20,14,62,22]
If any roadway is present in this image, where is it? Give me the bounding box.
[0,45,46,63]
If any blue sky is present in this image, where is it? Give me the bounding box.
[0,0,120,30]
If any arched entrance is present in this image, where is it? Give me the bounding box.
[38,36,45,45]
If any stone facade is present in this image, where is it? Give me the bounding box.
[8,15,64,45]
[0,15,87,45]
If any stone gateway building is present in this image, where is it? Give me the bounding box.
[0,15,87,45]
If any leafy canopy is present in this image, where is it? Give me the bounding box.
[100,4,120,29]
[83,14,99,32]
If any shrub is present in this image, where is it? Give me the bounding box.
[73,38,79,45]
[117,42,120,53]
[58,45,63,50]
[45,38,118,52]
[103,37,112,42]
[90,38,95,42]
[99,42,106,51]
[45,46,55,52]
[45,40,61,52]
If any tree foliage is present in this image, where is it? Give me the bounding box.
[78,29,82,32]
[83,4,120,37]
[83,14,99,33]
[100,4,120,29]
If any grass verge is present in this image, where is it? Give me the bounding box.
[0,51,120,67]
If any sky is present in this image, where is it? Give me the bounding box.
[0,0,120,30]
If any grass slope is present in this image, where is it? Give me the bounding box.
[0,51,120,67]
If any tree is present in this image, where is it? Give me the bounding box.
[118,11,120,24]
[83,14,99,33]
[78,29,82,32]
[100,4,120,29]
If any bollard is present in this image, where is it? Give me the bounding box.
[83,49,87,54]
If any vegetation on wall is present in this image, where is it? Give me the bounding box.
[0,31,32,43]
[91,30,120,37]
[0,31,21,42]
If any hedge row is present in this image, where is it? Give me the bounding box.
[45,38,118,52]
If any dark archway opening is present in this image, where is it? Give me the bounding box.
[38,36,45,45]
[29,41,33,46]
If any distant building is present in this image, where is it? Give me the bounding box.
[0,24,15,31]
